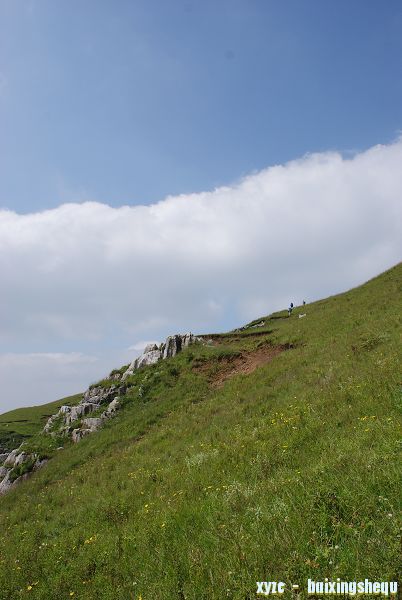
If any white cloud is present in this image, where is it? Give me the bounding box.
[0,138,401,410]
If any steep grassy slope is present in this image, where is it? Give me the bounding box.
[0,394,81,453]
[0,264,400,599]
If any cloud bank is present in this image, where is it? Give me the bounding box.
[1,139,401,410]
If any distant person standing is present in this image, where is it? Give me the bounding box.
[303,300,306,306]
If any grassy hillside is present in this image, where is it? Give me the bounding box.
[0,264,400,599]
[0,394,82,453]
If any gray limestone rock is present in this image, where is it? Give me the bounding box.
[137,349,162,368]
[143,343,159,354]
[122,332,203,379]
[182,332,194,347]
[83,385,118,405]
[71,429,91,443]
[106,398,121,414]
[4,449,19,468]
[87,395,100,404]
[43,416,56,433]
[0,472,13,495]
[65,402,98,425]
[14,452,29,467]
[81,417,103,432]
[162,335,182,359]
[44,404,72,432]
[122,349,161,380]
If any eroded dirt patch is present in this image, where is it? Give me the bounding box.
[194,344,287,388]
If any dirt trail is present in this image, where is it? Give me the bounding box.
[203,330,273,344]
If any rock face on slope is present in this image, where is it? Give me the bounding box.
[0,449,46,495]
[0,332,202,495]
[122,333,201,380]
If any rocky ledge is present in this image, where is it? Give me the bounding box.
[122,333,202,379]
[0,450,47,495]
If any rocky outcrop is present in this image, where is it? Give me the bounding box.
[162,332,198,358]
[0,449,45,496]
[43,396,120,444]
[0,472,13,495]
[105,397,120,415]
[71,428,91,444]
[42,332,202,444]
[0,330,203,494]
[3,449,19,468]
[65,403,99,425]
[122,332,202,380]
[82,382,126,405]
[122,349,162,380]
[82,417,103,432]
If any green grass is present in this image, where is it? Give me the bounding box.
[0,394,82,453]
[0,264,400,599]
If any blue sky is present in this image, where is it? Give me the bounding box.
[1,0,402,213]
[0,1,401,411]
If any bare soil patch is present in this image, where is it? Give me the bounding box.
[194,344,287,388]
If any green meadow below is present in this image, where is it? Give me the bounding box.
[0,395,81,453]
[0,264,401,599]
